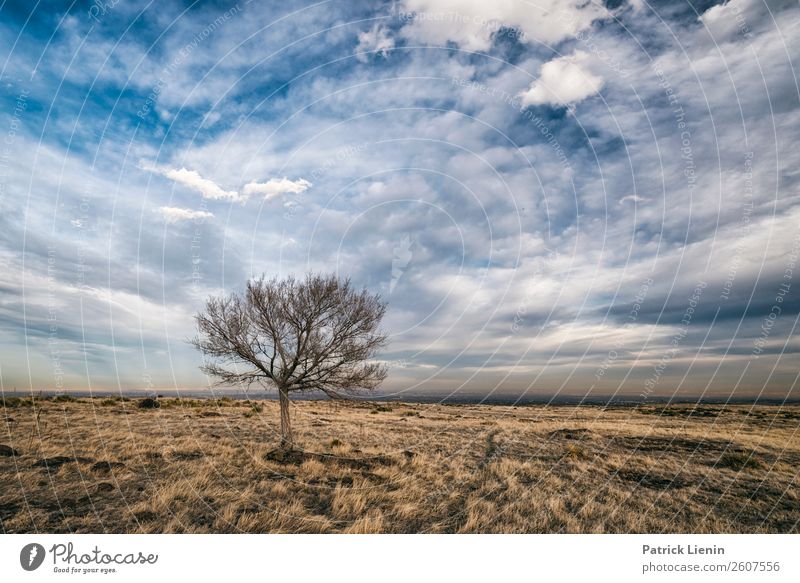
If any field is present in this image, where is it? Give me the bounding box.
[1,396,798,533]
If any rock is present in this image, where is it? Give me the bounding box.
[0,444,19,457]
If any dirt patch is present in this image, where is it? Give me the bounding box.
[39,495,94,514]
[91,461,126,473]
[329,475,354,487]
[548,428,594,440]
[134,510,158,523]
[170,450,205,461]
[610,436,736,454]
[359,471,386,483]
[264,448,308,464]
[316,453,394,470]
[265,449,394,470]
[265,469,296,481]
[615,469,688,490]
[32,456,94,469]
[715,452,762,470]
[0,501,20,524]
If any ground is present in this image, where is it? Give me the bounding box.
[1,396,798,533]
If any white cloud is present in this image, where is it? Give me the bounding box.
[619,195,645,204]
[699,0,766,42]
[242,177,312,201]
[400,0,608,51]
[143,161,312,204]
[355,24,395,62]
[164,167,240,201]
[159,206,214,223]
[519,51,604,107]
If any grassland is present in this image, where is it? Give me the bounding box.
[1,396,798,533]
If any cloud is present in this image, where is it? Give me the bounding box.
[159,206,214,223]
[355,24,395,62]
[145,162,311,204]
[400,0,608,51]
[619,195,645,204]
[242,177,312,201]
[163,167,241,201]
[698,0,773,42]
[519,51,604,107]
[140,161,240,201]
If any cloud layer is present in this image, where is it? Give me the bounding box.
[0,0,797,401]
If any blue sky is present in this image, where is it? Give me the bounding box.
[0,0,798,400]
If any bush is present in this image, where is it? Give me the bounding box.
[138,398,161,409]
[52,394,78,403]
[1,397,34,408]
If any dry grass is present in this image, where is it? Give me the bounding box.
[1,397,798,533]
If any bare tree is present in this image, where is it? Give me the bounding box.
[191,273,388,449]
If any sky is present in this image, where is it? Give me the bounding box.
[0,0,798,401]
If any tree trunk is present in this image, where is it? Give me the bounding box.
[278,386,293,450]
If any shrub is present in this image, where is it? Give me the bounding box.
[138,398,161,409]
[52,394,78,403]
[0,397,33,408]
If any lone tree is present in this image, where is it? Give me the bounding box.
[191,273,388,450]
